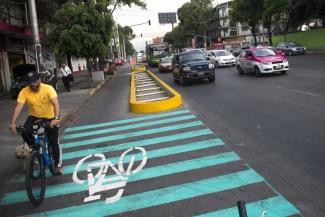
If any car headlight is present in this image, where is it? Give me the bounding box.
[283,59,288,63]
[209,63,214,69]
[291,48,297,51]
[183,66,191,72]
[261,61,272,65]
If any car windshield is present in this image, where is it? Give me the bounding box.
[288,42,301,47]
[161,57,173,63]
[215,50,231,57]
[253,49,276,57]
[180,52,206,62]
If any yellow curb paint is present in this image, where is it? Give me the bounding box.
[89,80,106,96]
[130,69,182,113]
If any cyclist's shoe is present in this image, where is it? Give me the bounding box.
[54,166,63,176]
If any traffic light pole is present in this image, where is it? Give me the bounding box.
[128,20,151,27]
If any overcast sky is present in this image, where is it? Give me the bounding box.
[113,0,225,52]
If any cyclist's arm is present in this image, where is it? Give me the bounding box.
[9,102,24,133]
[50,97,60,127]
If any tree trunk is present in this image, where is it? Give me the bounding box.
[251,25,257,46]
[86,58,91,88]
[267,26,272,45]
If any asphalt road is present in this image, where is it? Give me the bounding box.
[150,53,325,216]
[1,54,324,216]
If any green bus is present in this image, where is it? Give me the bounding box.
[146,43,170,67]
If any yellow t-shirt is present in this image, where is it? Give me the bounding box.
[17,83,57,119]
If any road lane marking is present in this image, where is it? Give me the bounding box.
[63,114,196,140]
[62,129,214,161]
[24,169,263,217]
[276,86,319,97]
[1,152,239,205]
[64,109,190,132]
[196,195,300,217]
[61,121,204,149]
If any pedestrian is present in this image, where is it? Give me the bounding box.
[60,63,72,92]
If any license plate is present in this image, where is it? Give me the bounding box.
[198,72,205,76]
[275,64,282,69]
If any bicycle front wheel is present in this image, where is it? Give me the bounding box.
[25,151,46,206]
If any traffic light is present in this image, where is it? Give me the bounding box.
[148,20,151,26]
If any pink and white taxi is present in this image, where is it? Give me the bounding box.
[236,48,289,76]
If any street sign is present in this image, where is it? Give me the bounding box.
[158,12,177,24]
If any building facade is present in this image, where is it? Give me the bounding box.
[211,0,267,48]
[0,0,61,94]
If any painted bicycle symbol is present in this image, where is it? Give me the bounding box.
[72,147,147,204]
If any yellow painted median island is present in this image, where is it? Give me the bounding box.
[130,64,182,113]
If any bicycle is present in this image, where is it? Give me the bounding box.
[16,120,57,206]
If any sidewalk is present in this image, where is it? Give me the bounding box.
[0,69,113,186]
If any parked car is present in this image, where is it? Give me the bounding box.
[207,49,236,68]
[172,51,215,85]
[114,58,125,65]
[277,41,306,56]
[236,48,289,76]
[158,56,173,73]
[10,64,57,99]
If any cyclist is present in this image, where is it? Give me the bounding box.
[9,71,63,175]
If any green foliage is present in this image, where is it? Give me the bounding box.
[47,0,146,59]
[231,0,263,45]
[47,1,114,59]
[164,0,213,49]
[177,0,213,36]
[118,24,136,55]
[164,26,187,49]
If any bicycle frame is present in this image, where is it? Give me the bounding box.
[33,133,52,167]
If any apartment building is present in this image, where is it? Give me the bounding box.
[210,0,266,48]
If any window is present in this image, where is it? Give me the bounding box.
[0,4,9,23]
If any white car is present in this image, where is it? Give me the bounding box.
[207,50,236,68]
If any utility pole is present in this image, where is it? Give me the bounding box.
[28,0,41,73]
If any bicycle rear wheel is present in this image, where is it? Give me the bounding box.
[25,151,46,206]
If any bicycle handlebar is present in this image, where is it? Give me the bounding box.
[16,121,52,134]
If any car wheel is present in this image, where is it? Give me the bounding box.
[237,65,244,75]
[254,66,261,77]
[208,76,215,82]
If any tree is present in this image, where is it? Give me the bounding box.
[47,0,145,84]
[177,0,213,47]
[262,0,288,45]
[231,0,263,45]
[287,0,325,29]
[118,25,136,56]
[164,25,187,49]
